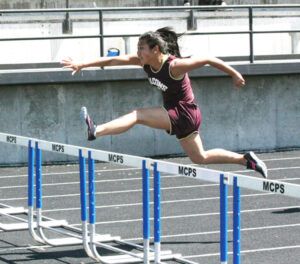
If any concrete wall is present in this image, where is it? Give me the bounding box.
[0,3,299,165]
[0,62,299,165]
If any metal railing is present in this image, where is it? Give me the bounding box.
[0,4,300,66]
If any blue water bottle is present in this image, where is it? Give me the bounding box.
[107,48,120,57]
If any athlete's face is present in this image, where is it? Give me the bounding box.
[137,40,158,65]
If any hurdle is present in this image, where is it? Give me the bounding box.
[0,135,135,259]
[230,173,300,264]
[150,158,300,264]
[1,131,300,264]
[0,137,68,233]
[0,138,119,249]
[0,132,189,263]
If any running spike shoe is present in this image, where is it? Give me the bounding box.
[244,151,268,178]
[80,106,97,141]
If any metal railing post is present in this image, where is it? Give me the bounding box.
[99,10,104,57]
[249,7,254,63]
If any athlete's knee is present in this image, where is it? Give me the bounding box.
[190,152,209,165]
[134,108,148,125]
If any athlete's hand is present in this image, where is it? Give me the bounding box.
[232,72,245,88]
[61,57,82,75]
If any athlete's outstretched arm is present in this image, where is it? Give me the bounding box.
[61,55,141,75]
[170,56,245,88]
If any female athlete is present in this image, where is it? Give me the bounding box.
[61,27,267,178]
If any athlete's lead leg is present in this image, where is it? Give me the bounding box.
[80,106,170,139]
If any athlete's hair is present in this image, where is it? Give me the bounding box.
[139,27,182,58]
[156,27,182,58]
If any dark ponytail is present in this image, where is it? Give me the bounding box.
[156,27,182,58]
[138,27,183,58]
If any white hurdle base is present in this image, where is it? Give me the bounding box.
[0,220,68,231]
[100,250,182,264]
[39,233,120,246]
[0,207,26,215]
[0,206,68,232]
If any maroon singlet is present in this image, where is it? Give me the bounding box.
[143,55,202,139]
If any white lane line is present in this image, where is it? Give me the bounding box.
[0,160,300,180]
[0,241,299,257]
[0,167,139,179]
[184,244,300,260]
[124,222,300,241]
[0,176,149,189]
[0,184,214,201]
[70,205,300,226]
[1,167,300,190]
[0,244,51,253]
[43,192,272,212]
[231,166,300,174]
[240,244,300,254]
[1,174,299,201]
[187,155,300,163]
[263,157,300,162]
